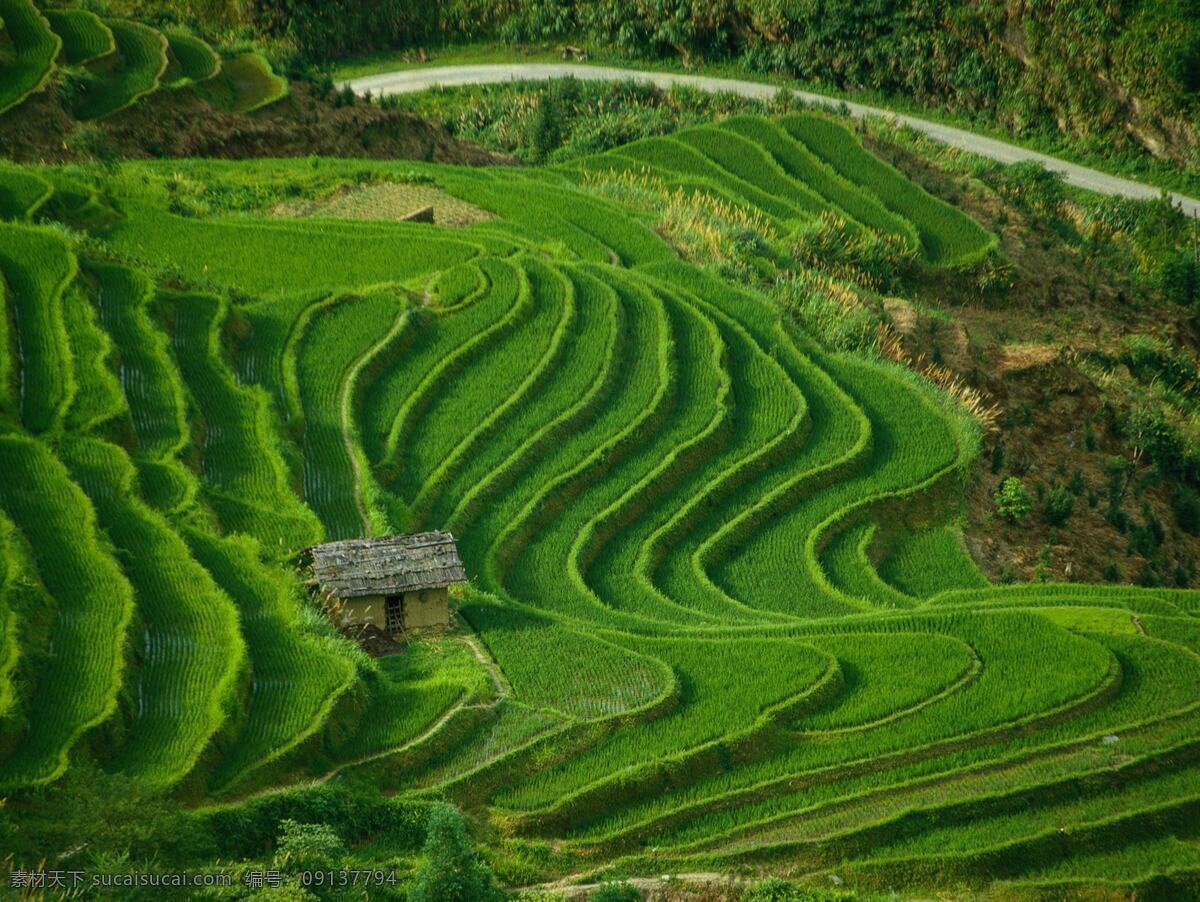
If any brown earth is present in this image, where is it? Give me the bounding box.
[0,80,512,165]
[872,134,1200,589]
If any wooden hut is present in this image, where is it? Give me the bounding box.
[305,531,466,634]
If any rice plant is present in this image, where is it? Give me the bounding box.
[0,0,59,114]
[70,19,168,121]
[43,8,113,66]
[0,132,1196,892]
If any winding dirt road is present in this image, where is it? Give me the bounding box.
[348,62,1200,217]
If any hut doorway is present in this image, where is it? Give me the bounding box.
[385,596,404,632]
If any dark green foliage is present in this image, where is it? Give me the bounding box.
[1068,468,1086,496]
[989,443,1004,474]
[408,805,502,902]
[529,92,564,162]
[64,124,120,168]
[1042,483,1075,526]
[1122,334,1198,394]
[501,0,1200,162]
[199,785,431,860]
[3,765,196,866]
[246,0,514,60]
[1177,487,1200,534]
[1160,247,1199,309]
[1129,514,1165,558]
[1124,404,1199,486]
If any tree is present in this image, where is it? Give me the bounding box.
[408,805,502,902]
[995,477,1033,522]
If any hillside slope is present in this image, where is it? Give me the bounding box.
[1,114,1199,895]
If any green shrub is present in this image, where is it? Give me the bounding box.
[529,93,564,162]
[272,819,346,873]
[995,476,1033,522]
[1122,333,1198,393]
[1176,487,1200,535]
[65,124,121,168]
[989,160,1067,217]
[409,806,502,902]
[1042,483,1075,526]
[592,882,642,901]
[1161,247,1199,309]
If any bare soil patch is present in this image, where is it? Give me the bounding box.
[0,81,514,166]
[872,133,1200,589]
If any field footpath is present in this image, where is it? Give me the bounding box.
[347,63,1200,217]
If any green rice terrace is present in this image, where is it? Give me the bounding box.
[1,101,1200,898]
[0,0,285,119]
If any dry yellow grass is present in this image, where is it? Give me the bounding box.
[274,181,492,227]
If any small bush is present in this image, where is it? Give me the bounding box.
[65,124,121,168]
[990,444,1005,474]
[1176,487,1200,535]
[1042,484,1075,526]
[528,92,564,162]
[273,819,346,873]
[991,160,1066,217]
[409,805,502,902]
[995,477,1033,523]
[1160,248,1199,309]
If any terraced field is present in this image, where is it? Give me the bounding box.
[1,113,1199,894]
[0,2,288,120]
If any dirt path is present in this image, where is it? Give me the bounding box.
[524,872,754,899]
[340,302,408,536]
[462,633,508,701]
[348,63,1200,218]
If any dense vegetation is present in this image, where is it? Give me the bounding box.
[1,101,1199,898]
[155,0,1200,171]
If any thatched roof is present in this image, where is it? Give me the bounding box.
[307,531,466,599]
